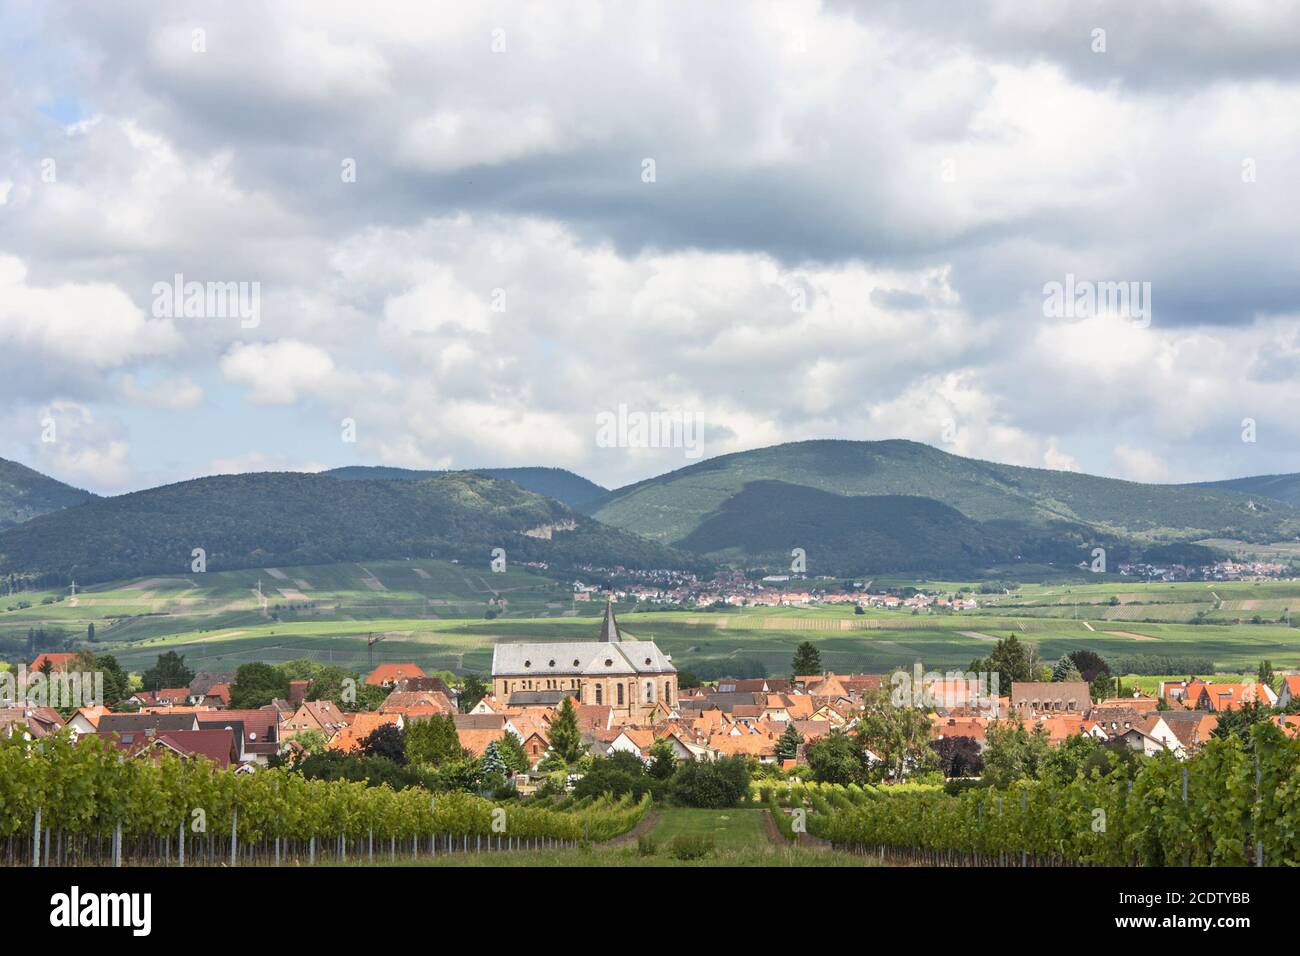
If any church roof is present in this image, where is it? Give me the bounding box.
[598,597,622,642]
[490,601,675,677]
[491,639,676,677]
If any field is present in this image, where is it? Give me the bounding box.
[4,561,1300,679]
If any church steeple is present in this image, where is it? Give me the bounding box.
[598,594,622,642]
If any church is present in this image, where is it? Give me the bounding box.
[490,599,678,723]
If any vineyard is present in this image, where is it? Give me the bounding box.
[0,734,649,866]
[762,724,1300,866]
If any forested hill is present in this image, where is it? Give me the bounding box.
[1191,473,1300,509]
[589,439,1300,546]
[0,458,96,530]
[326,465,606,509]
[0,471,684,584]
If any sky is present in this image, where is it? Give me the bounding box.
[2,0,1300,495]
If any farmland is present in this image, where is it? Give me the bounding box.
[4,561,1300,679]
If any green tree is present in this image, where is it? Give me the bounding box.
[1258,660,1277,693]
[359,723,406,764]
[670,756,750,807]
[647,736,677,779]
[982,716,1051,788]
[856,689,937,781]
[458,673,489,712]
[776,722,803,762]
[805,729,866,785]
[141,651,195,691]
[970,634,1037,691]
[497,732,530,775]
[480,740,507,777]
[72,650,130,707]
[406,713,464,766]
[228,661,289,709]
[547,695,583,764]
[791,641,822,678]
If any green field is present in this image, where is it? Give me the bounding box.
[4,561,1300,678]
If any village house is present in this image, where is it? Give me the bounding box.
[365,663,429,689]
[1010,681,1091,715]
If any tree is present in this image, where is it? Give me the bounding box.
[547,695,583,764]
[776,722,803,762]
[970,634,1037,691]
[359,723,406,763]
[791,642,822,678]
[458,673,489,713]
[856,688,938,781]
[497,732,531,775]
[1258,660,1277,693]
[675,669,700,690]
[229,661,289,709]
[406,713,464,766]
[981,716,1051,788]
[671,756,750,807]
[86,623,95,643]
[72,650,130,707]
[648,736,677,779]
[295,728,330,753]
[806,730,866,785]
[480,740,507,777]
[573,753,652,800]
[930,736,983,778]
[1212,700,1273,748]
[141,651,194,691]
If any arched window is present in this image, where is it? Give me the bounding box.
[595,685,603,705]
[617,683,624,706]
[665,682,672,704]
[645,681,653,702]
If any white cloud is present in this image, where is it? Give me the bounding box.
[219,340,335,405]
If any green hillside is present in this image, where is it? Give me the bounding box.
[1193,473,1300,509]
[0,458,96,530]
[0,471,685,585]
[678,481,1027,574]
[327,465,607,508]
[590,440,1299,549]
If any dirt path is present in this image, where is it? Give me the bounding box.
[605,810,659,847]
[761,808,833,850]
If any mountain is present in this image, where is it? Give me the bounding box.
[1191,473,1300,509]
[587,440,1300,571]
[679,481,1026,575]
[0,458,96,530]
[0,471,684,585]
[325,465,607,509]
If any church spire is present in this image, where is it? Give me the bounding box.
[599,594,622,642]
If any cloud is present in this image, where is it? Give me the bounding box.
[219,340,335,405]
[1,1,1298,492]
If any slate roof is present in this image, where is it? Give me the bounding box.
[99,713,200,734]
[491,602,674,677]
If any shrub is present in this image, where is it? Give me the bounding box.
[636,834,658,857]
[669,833,714,860]
[670,756,751,807]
